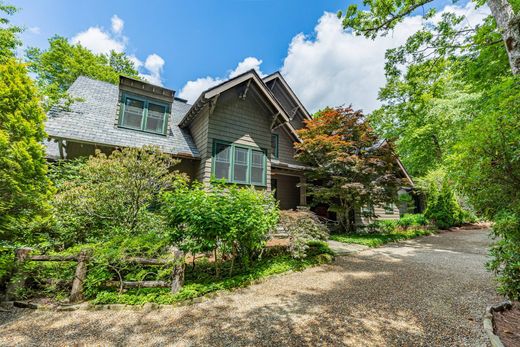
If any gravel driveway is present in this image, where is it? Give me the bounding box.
[0,229,502,346]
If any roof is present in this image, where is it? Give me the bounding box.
[45,76,199,158]
[178,69,302,143]
[263,72,312,121]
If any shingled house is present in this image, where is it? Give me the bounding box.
[44,69,414,219]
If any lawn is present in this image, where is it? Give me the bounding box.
[330,228,434,247]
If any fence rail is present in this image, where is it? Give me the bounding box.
[6,247,185,303]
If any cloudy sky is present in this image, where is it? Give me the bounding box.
[13,0,488,113]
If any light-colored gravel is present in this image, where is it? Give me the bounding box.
[0,229,502,346]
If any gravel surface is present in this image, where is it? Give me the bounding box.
[0,229,502,346]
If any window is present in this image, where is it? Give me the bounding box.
[212,140,266,186]
[119,93,169,135]
[384,204,394,215]
[271,134,279,159]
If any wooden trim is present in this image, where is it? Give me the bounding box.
[263,72,312,120]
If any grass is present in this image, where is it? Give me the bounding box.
[330,228,434,248]
[91,248,334,305]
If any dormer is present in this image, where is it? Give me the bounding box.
[117,76,175,136]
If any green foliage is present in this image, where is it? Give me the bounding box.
[0,58,53,240]
[424,182,464,229]
[331,228,433,247]
[25,36,140,110]
[90,251,333,305]
[279,210,329,258]
[487,211,520,300]
[397,214,428,228]
[162,181,279,269]
[51,146,186,247]
[0,2,22,63]
[295,107,403,232]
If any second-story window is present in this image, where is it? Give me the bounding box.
[119,94,169,135]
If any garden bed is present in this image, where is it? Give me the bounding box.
[493,302,520,347]
[330,228,434,248]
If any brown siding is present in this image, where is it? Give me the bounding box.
[273,127,300,166]
[206,87,273,189]
[188,108,210,181]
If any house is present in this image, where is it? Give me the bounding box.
[44,69,414,221]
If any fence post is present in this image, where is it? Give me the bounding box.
[170,247,184,294]
[5,247,33,300]
[69,249,91,303]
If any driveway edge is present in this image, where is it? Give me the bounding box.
[483,300,512,347]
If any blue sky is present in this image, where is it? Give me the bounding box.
[11,0,488,112]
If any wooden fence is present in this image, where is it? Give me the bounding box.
[6,247,184,303]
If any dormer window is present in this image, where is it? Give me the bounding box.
[119,93,169,135]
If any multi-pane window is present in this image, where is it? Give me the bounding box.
[214,142,231,179]
[119,94,168,135]
[212,140,266,186]
[384,204,394,214]
[271,134,279,159]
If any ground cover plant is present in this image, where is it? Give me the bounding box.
[330,214,434,247]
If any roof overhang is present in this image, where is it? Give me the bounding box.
[263,72,312,121]
[179,69,302,143]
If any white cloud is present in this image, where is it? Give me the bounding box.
[28,26,40,35]
[71,16,167,86]
[71,26,125,54]
[280,3,490,114]
[111,15,124,34]
[179,56,265,103]
[139,53,165,86]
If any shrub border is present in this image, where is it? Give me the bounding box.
[483,300,512,347]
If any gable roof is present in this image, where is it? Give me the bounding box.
[45,76,199,158]
[178,69,302,142]
[263,71,312,121]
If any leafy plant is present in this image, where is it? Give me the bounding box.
[279,210,329,258]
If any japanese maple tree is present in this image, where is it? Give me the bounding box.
[295,107,403,232]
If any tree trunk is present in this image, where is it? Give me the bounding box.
[487,0,520,75]
[69,249,90,303]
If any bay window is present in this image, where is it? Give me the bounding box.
[212,140,266,186]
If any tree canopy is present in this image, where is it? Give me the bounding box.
[26,36,140,109]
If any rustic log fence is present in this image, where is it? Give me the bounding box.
[5,246,184,303]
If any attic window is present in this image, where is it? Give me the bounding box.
[119,93,169,135]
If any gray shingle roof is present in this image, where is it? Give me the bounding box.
[45,76,199,158]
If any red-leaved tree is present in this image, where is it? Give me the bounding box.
[295,107,403,232]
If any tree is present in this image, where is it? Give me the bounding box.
[294,107,403,232]
[52,146,187,246]
[0,3,53,240]
[25,36,140,109]
[339,0,520,75]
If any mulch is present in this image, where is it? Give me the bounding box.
[494,302,520,347]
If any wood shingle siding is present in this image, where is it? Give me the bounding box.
[272,127,300,166]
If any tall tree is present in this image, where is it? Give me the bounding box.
[339,0,520,75]
[26,36,140,109]
[295,107,403,232]
[0,3,53,239]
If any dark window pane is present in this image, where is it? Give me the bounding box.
[214,143,231,179]
[146,103,166,133]
[122,98,144,129]
[233,147,248,182]
[271,134,279,158]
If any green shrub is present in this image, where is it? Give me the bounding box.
[487,211,520,301]
[162,181,279,272]
[279,210,329,258]
[424,182,464,229]
[376,220,398,233]
[397,214,428,228]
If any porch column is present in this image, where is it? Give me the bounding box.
[299,176,307,206]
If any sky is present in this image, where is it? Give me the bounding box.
[11,0,489,113]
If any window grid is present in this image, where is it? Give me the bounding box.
[271,133,279,159]
[212,140,267,186]
[119,93,169,135]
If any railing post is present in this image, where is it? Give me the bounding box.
[5,247,33,300]
[170,247,184,294]
[69,249,91,303]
